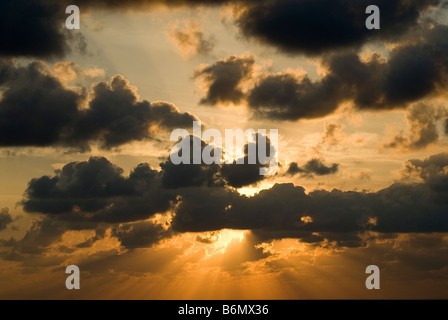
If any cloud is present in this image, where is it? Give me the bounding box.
[0,61,80,147]
[160,135,223,189]
[68,0,233,9]
[219,162,265,188]
[0,60,198,150]
[194,54,255,105]
[0,238,16,247]
[170,21,215,60]
[22,134,275,222]
[0,208,13,231]
[2,0,442,60]
[285,162,302,176]
[321,122,345,146]
[235,0,440,55]
[247,71,343,120]
[286,159,339,177]
[199,25,448,120]
[195,232,220,244]
[0,0,231,59]
[254,32,448,118]
[172,155,448,245]
[219,136,276,188]
[0,1,67,58]
[70,75,198,150]
[10,152,448,254]
[14,133,276,253]
[402,152,448,196]
[52,62,105,83]
[0,1,93,58]
[0,0,239,58]
[162,134,275,189]
[11,218,69,254]
[385,104,447,150]
[112,221,172,249]
[207,232,270,271]
[22,157,176,223]
[9,157,178,254]
[171,186,240,232]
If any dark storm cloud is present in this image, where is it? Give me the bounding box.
[403,152,448,201]
[219,162,264,188]
[0,61,80,147]
[301,158,338,176]
[286,159,339,177]
[236,0,440,55]
[0,208,13,231]
[161,158,221,189]
[2,215,109,257]
[194,54,255,105]
[65,0,233,9]
[0,1,67,57]
[175,179,448,245]
[193,24,448,118]
[160,135,223,189]
[18,152,448,250]
[171,186,240,232]
[18,135,275,252]
[0,237,16,247]
[0,0,229,58]
[252,229,365,247]
[286,162,302,176]
[112,221,172,249]
[327,25,448,110]
[2,0,441,59]
[245,25,448,120]
[68,75,198,150]
[3,218,69,255]
[0,60,198,150]
[23,157,135,214]
[444,118,448,135]
[22,157,177,223]
[171,153,448,245]
[161,134,274,189]
[22,133,273,221]
[220,136,276,188]
[247,72,343,120]
[385,104,446,150]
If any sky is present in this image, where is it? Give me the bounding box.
[1,0,448,299]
